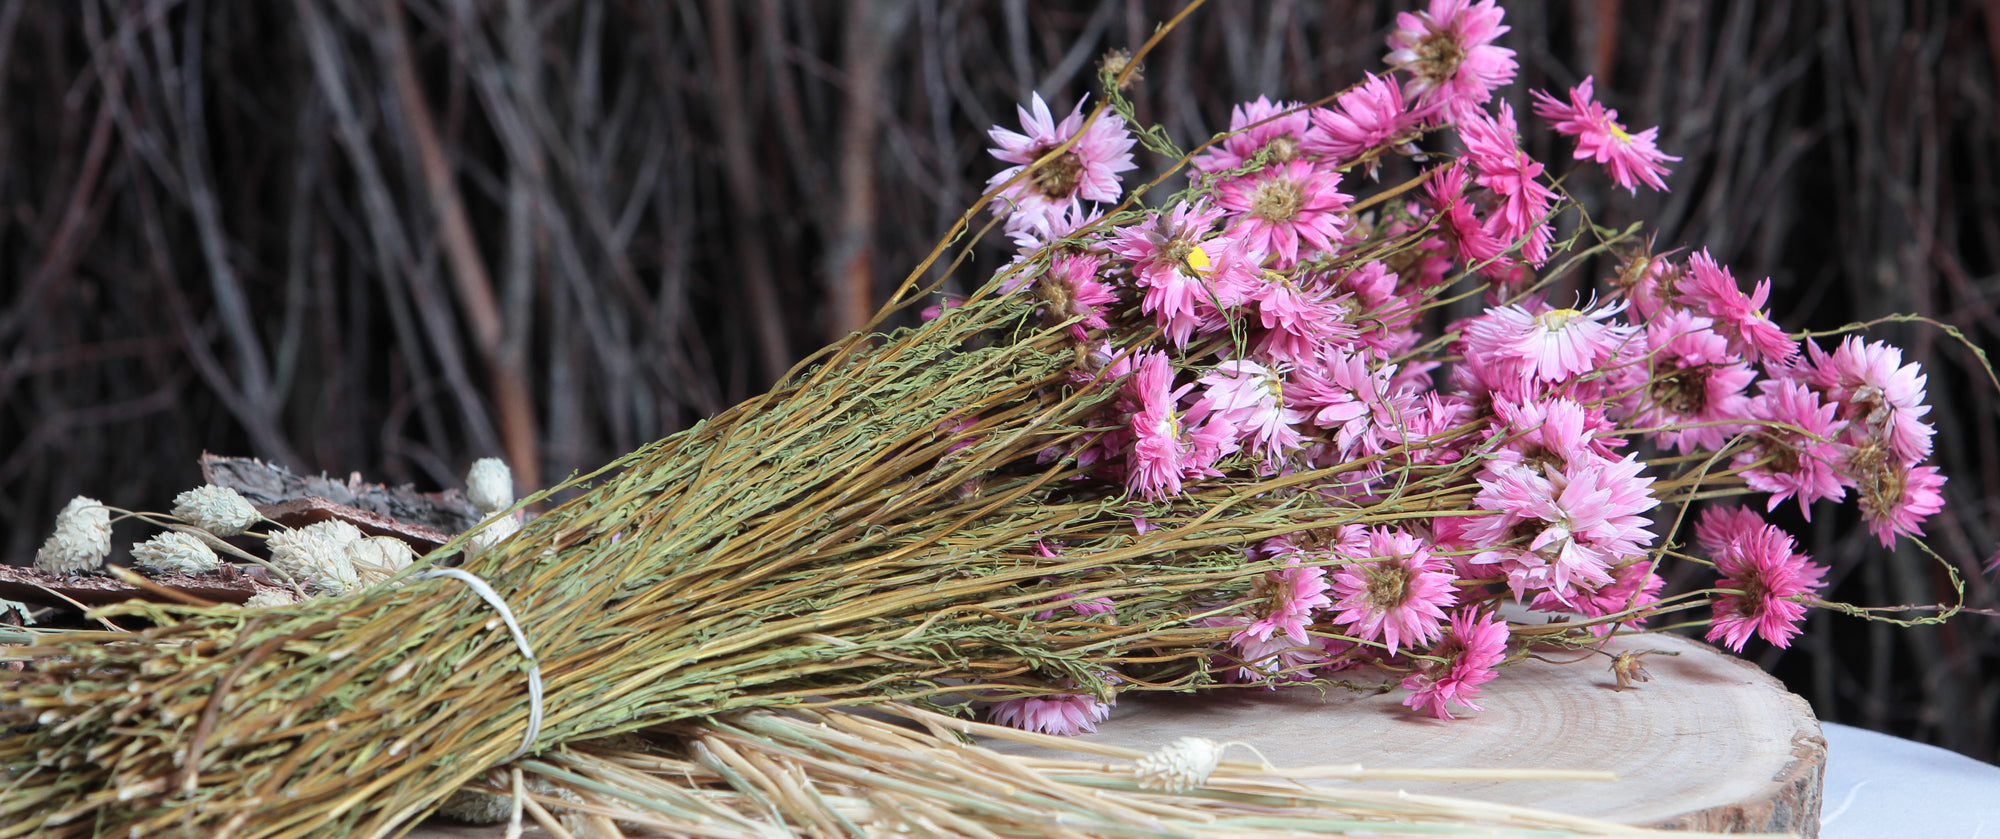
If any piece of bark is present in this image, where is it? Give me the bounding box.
[201,453,482,535]
[985,631,1824,836]
[0,563,293,609]
[256,497,456,555]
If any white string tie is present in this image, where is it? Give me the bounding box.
[421,567,543,763]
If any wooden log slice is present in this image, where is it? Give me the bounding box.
[985,630,1824,836]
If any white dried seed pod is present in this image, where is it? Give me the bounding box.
[465,458,514,517]
[242,589,299,609]
[465,513,521,562]
[267,520,364,596]
[1135,736,1226,792]
[35,496,112,576]
[171,484,260,536]
[435,787,512,824]
[347,536,415,575]
[129,531,222,576]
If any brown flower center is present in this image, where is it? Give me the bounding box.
[1365,562,1413,610]
[1651,366,1708,415]
[1249,177,1304,223]
[1416,32,1466,84]
[1267,135,1301,163]
[1032,149,1086,201]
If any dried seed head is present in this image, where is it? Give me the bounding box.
[130,531,222,576]
[1136,736,1226,792]
[466,458,515,516]
[1610,650,1660,690]
[1101,48,1140,91]
[242,589,298,609]
[36,496,112,576]
[466,514,522,562]
[348,536,416,586]
[171,485,260,537]
[436,787,512,824]
[268,520,365,596]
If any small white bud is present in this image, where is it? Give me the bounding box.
[171,485,260,536]
[1135,736,1226,792]
[35,496,112,575]
[267,520,364,596]
[130,531,222,576]
[465,458,514,516]
[242,589,299,609]
[465,514,521,562]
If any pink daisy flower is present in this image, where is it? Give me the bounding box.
[1425,161,1511,270]
[1191,95,1315,174]
[986,93,1137,233]
[1806,336,1936,464]
[1187,360,1307,467]
[1488,396,1618,475]
[1529,76,1679,193]
[1733,379,1852,519]
[1125,351,1199,500]
[1400,607,1509,720]
[1533,560,1666,636]
[1105,203,1257,347]
[1329,527,1458,655]
[1464,455,1659,603]
[1384,0,1518,118]
[1035,251,1116,339]
[1633,308,1757,454]
[1704,516,1827,652]
[1214,159,1353,267]
[1304,73,1428,175]
[1850,447,1947,547]
[1249,277,1358,367]
[986,693,1112,736]
[1456,102,1556,264]
[1681,251,1797,365]
[1462,299,1636,385]
[1290,346,1407,464]
[1233,557,1334,646]
[1694,505,1772,555]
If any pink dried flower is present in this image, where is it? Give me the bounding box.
[1106,203,1255,347]
[986,693,1112,736]
[1462,299,1636,385]
[1733,379,1852,519]
[1385,0,1518,118]
[1464,455,1659,603]
[1425,161,1510,270]
[1188,360,1307,467]
[1400,607,1509,720]
[1488,396,1617,475]
[1249,276,1358,367]
[1215,159,1353,267]
[1126,351,1198,500]
[1681,251,1797,364]
[1633,308,1757,454]
[986,93,1137,232]
[1456,102,1556,264]
[1304,73,1427,174]
[1806,336,1936,464]
[1703,514,1826,652]
[1530,76,1679,193]
[1233,557,1334,646]
[1329,527,1458,655]
[1191,95,1315,173]
[1850,446,1947,547]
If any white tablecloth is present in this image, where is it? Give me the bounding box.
[1822,723,2000,837]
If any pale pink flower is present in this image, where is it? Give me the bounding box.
[1456,102,1556,263]
[1005,201,1108,252]
[1464,455,1659,602]
[1681,251,1797,364]
[1400,607,1509,719]
[1200,614,1330,684]
[1694,505,1771,555]
[1488,396,1618,475]
[1037,251,1116,339]
[987,94,1137,232]
[1290,346,1408,464]
[1733,379,1852,519]
[1187,360,1307,467]
[1215,159,1353,267]
[1632,308,1757,454]
[1462,299,1636,385]
[1191,95,1315,174]
[1233,557,1334,646]
[1530,76,1679,193]
[1249,277,1357,367]
[986,693,1112,735]
[1704,515,1826,652]
[1304,73,1428,174]
[1540,560,1665,636]
[1806,336,1936,464]
[1329,528,1458,655]
[1385,0,1518,118]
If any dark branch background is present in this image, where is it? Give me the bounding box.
[2,0,1996,760]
